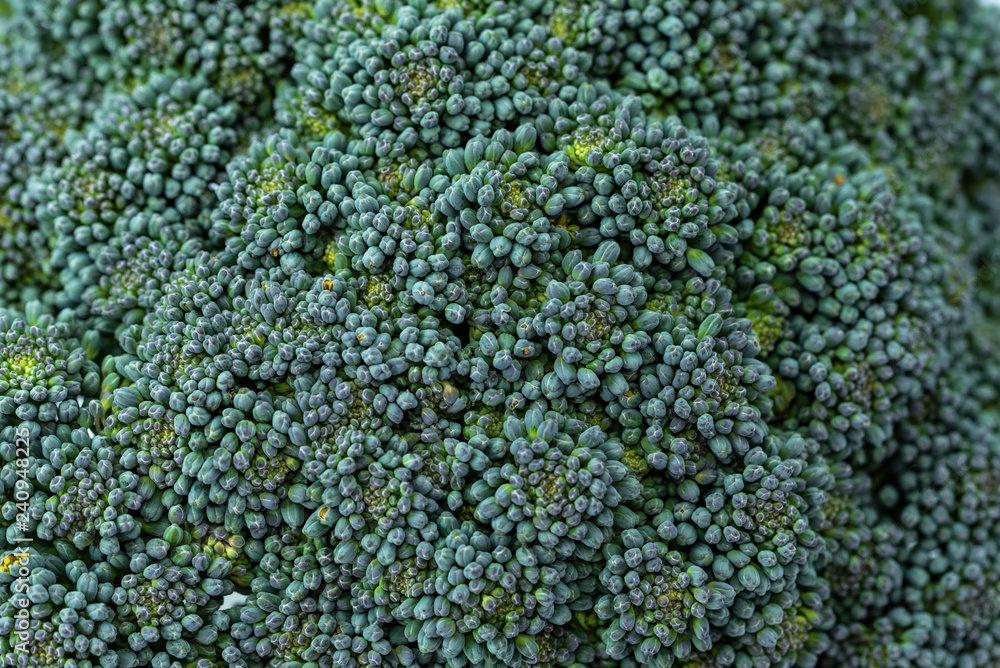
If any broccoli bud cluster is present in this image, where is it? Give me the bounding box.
[3,0,1000,666]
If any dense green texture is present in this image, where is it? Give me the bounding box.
[1,0,999,666]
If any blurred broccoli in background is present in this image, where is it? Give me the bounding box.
[2,0,1000,666]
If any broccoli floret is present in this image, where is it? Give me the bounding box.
[0,550,119,668]
[98,0,309,104]
[2,0,1000,666]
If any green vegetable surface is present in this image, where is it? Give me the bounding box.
[1,0,999,666]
